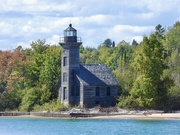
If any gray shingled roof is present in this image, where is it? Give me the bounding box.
[76,64,120,86]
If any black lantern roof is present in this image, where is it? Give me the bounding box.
[64,24,77,32]
[64,24,77,37]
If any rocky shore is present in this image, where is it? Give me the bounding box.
[0,108,180,120]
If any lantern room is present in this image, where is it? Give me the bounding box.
[64,24,77,37]
[59,24,82,45]
[63,24,77,42]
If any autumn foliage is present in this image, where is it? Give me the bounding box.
[1,22,180,111]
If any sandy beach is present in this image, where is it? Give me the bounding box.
[13,113,180,120]
[15,113,180,120]
[93,113,180,120]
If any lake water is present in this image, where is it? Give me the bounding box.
[0,117,180,135]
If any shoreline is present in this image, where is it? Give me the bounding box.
[1,112,180,120]
[93,113,180,120]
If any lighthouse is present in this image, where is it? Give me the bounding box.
[59,24,82,106]
[59,24,119,108]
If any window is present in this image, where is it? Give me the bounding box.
[63,87,67,100]
[65,31,73,36]
[69,31,73,36]
[73,31,76,36]
[63,57,67,66]
[95,101,99,105]
[71,85,74,96]
[107,87,111,96]
[76,86,80,96]
[95,87,100,96]
[63,73,67,82]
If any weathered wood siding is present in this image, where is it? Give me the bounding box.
[83,86,118,108]
[60,44,80,106]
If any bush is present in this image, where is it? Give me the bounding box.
[19,87,51,112]
[33,99,66,112]
[167,86,180,110]
[117,96,138,109]
[0,90,22,111]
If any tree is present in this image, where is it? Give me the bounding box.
[80,46,99,64]
[155,24,165,40]
[0,40,63,111]
[165,21,180,109]
[24,40,49,87]
[39,45,61,99]
[115,40,138,107]
[130,34,172,109]
[0,89,22,111]
[19,87,51,112]
[132,39,138,46]
[166,22,180,78]
[112,41,115,47]
[0,48,26,91]
[19,42,61,111]
[165,21,180,52]
[102,38,113,48]
[98,46,116,70]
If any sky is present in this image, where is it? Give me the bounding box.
[0,0,180,50]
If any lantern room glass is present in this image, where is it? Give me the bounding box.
[64,30,77,37]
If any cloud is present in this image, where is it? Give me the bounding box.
[132,36,143,43]
[112,25,154,34]
[22,0,37,5]
[106,25,154,45]
[0,0,73,14]
[137,12,155,19]
[47,34,60,45]
[0,21,13,34]
[22,25,33,33]
[0,0,180,50]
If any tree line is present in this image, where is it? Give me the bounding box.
[0,21,180,111]
[0,40,64,111]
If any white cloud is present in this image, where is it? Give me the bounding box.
[22,25,33,33]
[47,34,60,45]
[106,25,154,45]
[22,0,37,5]
[0,0,180,50]
[121,0,180,14]
[137,12,155,19]
[112,25,154,34]
[132,36,143,43]
[0,0,70,13]
[0,21,13,34]
[145,0,180,13]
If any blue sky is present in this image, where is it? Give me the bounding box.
[0,0,180,50]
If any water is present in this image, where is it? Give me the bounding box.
[0,117,180,135]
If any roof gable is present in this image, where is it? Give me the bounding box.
[76,64,120,86]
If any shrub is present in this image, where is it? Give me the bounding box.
[33,99,66,112]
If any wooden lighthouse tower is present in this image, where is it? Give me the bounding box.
[59,24,82,106]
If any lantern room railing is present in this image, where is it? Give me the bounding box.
[59,37,82,43]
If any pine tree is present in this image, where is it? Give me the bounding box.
[130,34,172,109]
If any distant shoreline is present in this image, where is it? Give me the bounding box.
[0,111,180,120]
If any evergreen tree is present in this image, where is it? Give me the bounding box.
[132,39,138,46]
[130,34,172,109]
[102,38,113,48]
[155,24,165,40]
